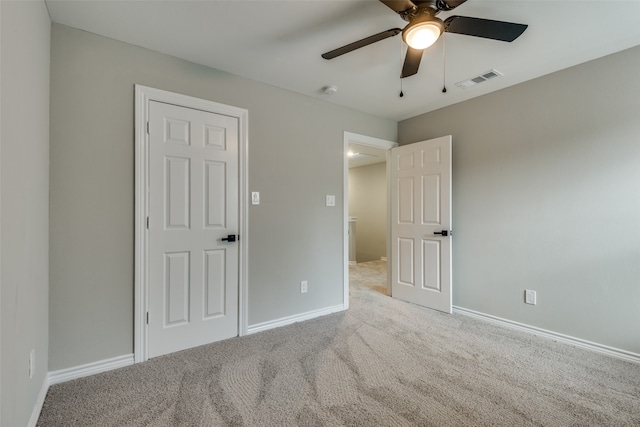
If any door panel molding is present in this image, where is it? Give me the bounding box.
[134,85,248,363]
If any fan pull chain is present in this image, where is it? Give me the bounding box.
[442,33,447,93]
[399,39,404,98]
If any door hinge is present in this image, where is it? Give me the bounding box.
[146,121,149,134]
[146,216,149,229]
[146,312,149,324]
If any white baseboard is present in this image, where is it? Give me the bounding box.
[349,260,356,266]
[380,257,387,261]
[247,304,346,335]
[29,354,134,425]
[453,306,640,365]
[27,375,50,427]
[48,353,135,386]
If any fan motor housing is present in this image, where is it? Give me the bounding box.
[400,1,440,22]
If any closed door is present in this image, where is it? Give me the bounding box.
[148,101,239,358]
[391,136,452,313]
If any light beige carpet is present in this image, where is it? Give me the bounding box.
[38,261,640,426]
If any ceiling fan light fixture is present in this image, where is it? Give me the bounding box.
[402,18,444,50]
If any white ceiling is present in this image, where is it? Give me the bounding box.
[348,143,387,168]
[46,0,640,121]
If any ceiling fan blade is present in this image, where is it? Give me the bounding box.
[401,47,423,78]
[435,0,468,11]
[444,16,528,42]
[322,28,402,59]
[379,0,416,13]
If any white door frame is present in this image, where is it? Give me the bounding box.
[343,132,397,305]
[134,85,249,363]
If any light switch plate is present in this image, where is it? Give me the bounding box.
[525,290,537,305]
[252,192,260,205]
[326,195,336,207]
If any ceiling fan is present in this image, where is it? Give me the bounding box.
[321,0,528,78]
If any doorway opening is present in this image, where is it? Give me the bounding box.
[343,132,396,308]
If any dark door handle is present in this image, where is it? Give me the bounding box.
[221,234,237,242]
[433,230,451,237]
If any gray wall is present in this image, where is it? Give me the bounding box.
[399,46,640,354]
[49,24,396,370]
[349,162,387,262]
[1,1,51,425]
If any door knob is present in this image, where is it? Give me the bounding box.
[433,230,451,237]
[221,234,237,242]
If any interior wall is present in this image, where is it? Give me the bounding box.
[349,162,387,262]
[0,1,51,425]
[399,45,640,354]
[49,23,396,371]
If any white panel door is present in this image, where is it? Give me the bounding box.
[391,136,452,313]
[148,101,239,358]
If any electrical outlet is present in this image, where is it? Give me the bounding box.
[525,290,537,305]
[301,280,308,294]
[29,349,35,379]
[325,195,335,207]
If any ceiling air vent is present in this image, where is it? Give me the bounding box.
[455,69,503,89]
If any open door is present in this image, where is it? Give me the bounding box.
[390,136,452,313]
